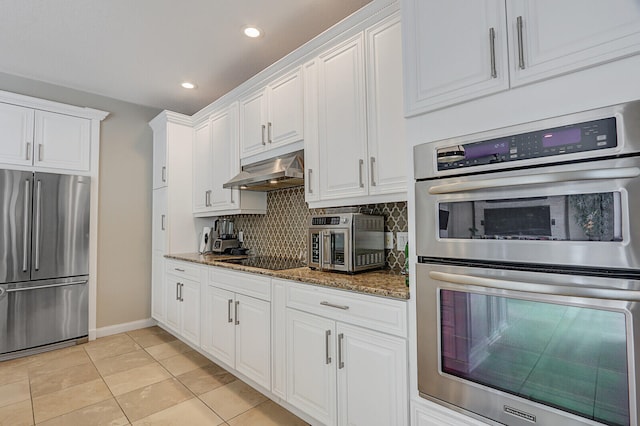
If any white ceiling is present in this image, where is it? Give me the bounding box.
[0,0,372,115]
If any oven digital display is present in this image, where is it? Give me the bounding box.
[464,140,510,160]
[542,127,582,147]
[312,216,341,225]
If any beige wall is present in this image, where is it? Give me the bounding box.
[0,72,161,328]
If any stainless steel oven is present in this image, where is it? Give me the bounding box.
[414,101,640,426]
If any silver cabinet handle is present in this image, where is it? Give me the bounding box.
[338,333,344,369]
[307,169,313,194]
[267,122,272,143]
[176,282,180,301]
[174,268,185,272]
[320,301,349,310]
[180,283,184,302]
[38,144,43,161]
[370,157,376,186]
[161,166,167,183]
[34,180,42,271]
[205,190,212,207]
[429,270,640,302]
[230,188,234,204]
[489,27,497,78]
[235,301,240,325]
[429,167,640,195]
[261,124,266,146]
[325,329,332,365]
[516,16,525,70]
[161,214,166,231]
[358,159,364,188]
[22,179,30,272]
[26,142,31,161]
[228,299,233,323]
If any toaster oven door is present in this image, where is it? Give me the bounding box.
[308,229,350,272]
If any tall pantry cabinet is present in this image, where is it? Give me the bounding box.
[149,111,197,323]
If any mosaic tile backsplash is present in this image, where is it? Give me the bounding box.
[221,187,408,272]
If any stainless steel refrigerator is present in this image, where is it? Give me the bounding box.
[0,169,90,358]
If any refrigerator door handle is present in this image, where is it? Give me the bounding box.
[22,179,30,272]
[6,281,87,293]
[34,179,42,271]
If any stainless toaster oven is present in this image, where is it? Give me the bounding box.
[308,213,385,273]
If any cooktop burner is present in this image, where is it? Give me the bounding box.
[222,256,306,271]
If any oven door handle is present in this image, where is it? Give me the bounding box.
[428,167,640,194]
[429,271,640,301]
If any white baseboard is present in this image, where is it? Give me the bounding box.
[95,318,157,339]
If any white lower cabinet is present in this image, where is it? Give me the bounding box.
[285,283,408,426]
[201,268,271,390]
[164,261,201,347]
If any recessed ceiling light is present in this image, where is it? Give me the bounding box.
[243,26,262,38]
[181,82,196,89]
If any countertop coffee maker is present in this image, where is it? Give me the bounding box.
[212,218,240,253]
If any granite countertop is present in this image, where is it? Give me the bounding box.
[165,253,409,300]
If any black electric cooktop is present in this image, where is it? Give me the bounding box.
[221,256,306,271]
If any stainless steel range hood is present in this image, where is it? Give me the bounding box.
[223,150,304,191]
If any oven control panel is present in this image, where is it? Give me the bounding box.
[437,117,617,170]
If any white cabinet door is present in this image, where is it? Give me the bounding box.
[507,0,640,87]
[204,285,236,368]
[152,123,168,189]
[34,110,91,171]
[239,89,266,158]
[151,251,165,322]
[286,308,337,426]
[402,0,509,116]
[0,103,34,166]
[366,13,407,196]
[152,187,167,252]
[268,68,304,147]
[209,105,238,211]
[192,120,212,214]
[336,323,408,426]
[165,275,181,333]
[180,277,201,347]
[303,59,320,203]
[235,294,271,389]
[318,33,368,200]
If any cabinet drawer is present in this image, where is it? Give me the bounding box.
[284,280,407,337]
[210,267,271,301]
[165,259,200,280]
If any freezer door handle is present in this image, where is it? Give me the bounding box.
[22,179,30,272]
[5,281,87,293]
[34,179,42,271]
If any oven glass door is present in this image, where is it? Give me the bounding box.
[417,263,639,426]
[309,229,349,271]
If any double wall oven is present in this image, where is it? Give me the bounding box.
[415,101,640,426]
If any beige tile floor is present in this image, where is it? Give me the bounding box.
[0,327,308,426]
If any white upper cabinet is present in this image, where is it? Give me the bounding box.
[507,0,640,87]
[309,12,407,207]
[317,33,369,201]
[192,103,266,217]
[192,120,212,214]
[0,103,34,167]
[403,0,640,116]
[239,67,304,159]
[402,0,509,116]
[0,103,91,172]
[366,13,407,196]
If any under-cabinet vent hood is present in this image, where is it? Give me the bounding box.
[223,150,304,191]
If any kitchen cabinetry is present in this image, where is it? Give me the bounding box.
[239,67,304,159]
[284,281,408,426]
[164,260,201,347]
[0,102,91,172]
[308,12,406,206]
[403,0,640,116]
[201,267,271,389]
[192,104,266,217]
[150,112,197,323]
